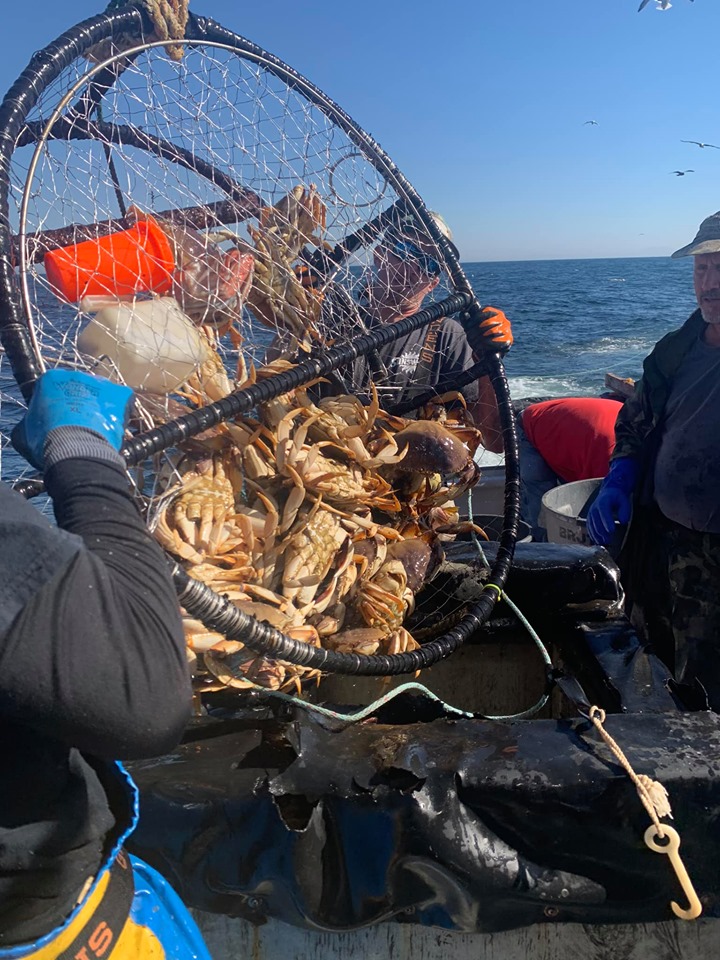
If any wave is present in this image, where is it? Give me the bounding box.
[506,375,592,399]
[584,336,652,354]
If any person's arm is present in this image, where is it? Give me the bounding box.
[611,313,698,461]
[1,373,190,759]
[443,307,513,454]
[0,454,189,760]
[585,378,650,544]
[468,375,504,453]
[612,376,654,460]
[432,338,503,452]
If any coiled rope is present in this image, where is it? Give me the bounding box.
[87,0,190,62]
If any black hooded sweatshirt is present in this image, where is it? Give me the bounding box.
[0,455,189,946]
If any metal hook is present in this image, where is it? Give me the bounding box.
[644,824,703,920]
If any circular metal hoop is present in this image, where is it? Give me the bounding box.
[0,8,522,680]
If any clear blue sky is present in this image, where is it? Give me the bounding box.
[0,0,717,261]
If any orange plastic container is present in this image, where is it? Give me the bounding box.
[44,219,175,302]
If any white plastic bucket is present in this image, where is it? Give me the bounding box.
[540,478,603,547]
[77,296,210,394]
[475,514,532,544]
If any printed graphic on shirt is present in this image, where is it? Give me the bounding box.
[389,351,420,375]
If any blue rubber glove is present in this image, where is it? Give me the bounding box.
[12,369,133,471]
[586,457,639,546]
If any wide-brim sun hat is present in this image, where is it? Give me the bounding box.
[671,211,720,258]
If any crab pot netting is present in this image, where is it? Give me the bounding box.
[0,16,519,691]
[6,38,465,455]
[11,42,464,365]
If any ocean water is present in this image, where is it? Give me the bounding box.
[0,255,698,481]
[464,256,697,400]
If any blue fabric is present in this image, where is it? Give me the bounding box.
[126,855,211,960]
[586,457,640,545]
[11,370,133,470]
[0,763,209,960]
[517,420,561,542]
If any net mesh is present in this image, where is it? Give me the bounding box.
[2,32,493,693]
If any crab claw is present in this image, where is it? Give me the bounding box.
[219,249,255,304]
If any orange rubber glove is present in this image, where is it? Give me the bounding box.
[460,305,513,355]
[472,305,513,354]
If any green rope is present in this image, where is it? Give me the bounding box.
[242,680,477,724]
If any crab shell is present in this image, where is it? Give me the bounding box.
[173,247,255,325]
[386,537,444,595]
[392,421,478,477]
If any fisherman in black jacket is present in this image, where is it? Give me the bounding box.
[0,369,210,958]
[587,212,720,709]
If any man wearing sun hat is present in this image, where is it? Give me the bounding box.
[587,210,720,709]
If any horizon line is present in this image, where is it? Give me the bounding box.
[460,254,682,265]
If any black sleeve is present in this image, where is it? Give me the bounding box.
[0,458,190,760]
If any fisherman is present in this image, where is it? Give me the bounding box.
[0,369,210,958]
[279,212,513,451]
[517,396,622,540]
[586,210,720,709]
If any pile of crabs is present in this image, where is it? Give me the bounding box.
[150,375,484,694]
[130,184,486,693]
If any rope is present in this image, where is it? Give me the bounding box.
[240,681,477,725]
[87,0,189,63]
[586,706,702,920]
[240,672,546,725]
[587,705,672,833]
[141,0,189,61]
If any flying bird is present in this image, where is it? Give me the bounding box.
[638,0,693,8]
[584,120,599,125]
[670,170,694,176]
[681,140,720,149]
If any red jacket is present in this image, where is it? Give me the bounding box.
[521,397,622,482]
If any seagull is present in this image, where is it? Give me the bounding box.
[681,140,720,149]
[638,0,693,8]
[584,120,599,125]
[670,170,694,176]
